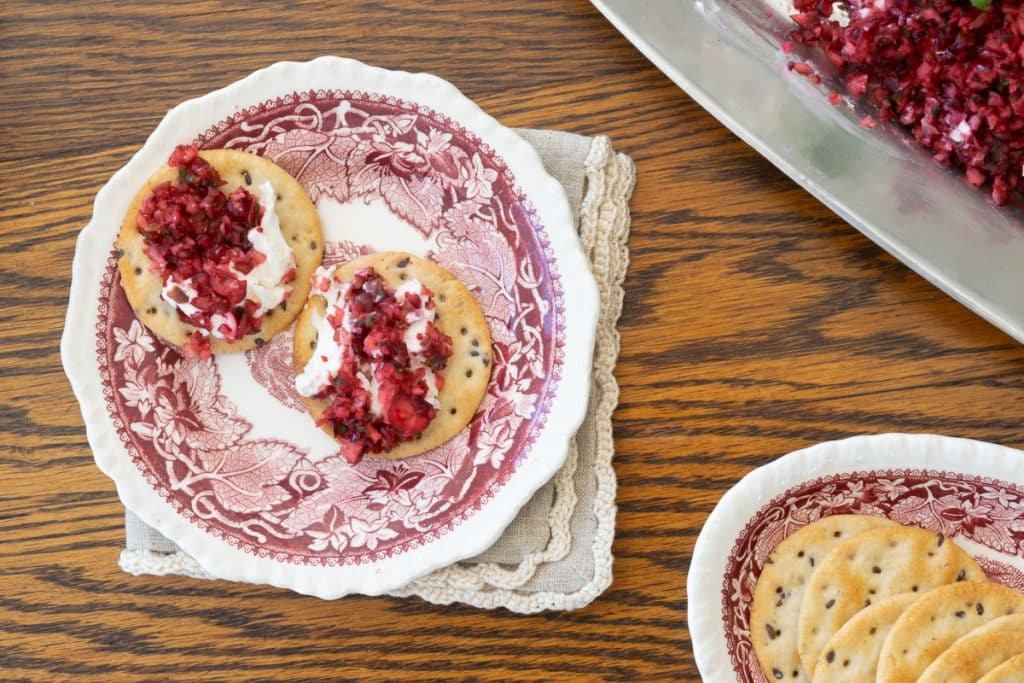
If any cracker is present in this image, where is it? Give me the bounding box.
[811,592,920,683]
[979,651,1024,683]
[117,149,323,353]
[957,613,1024,641]
[797,526,983,678]
[293,251,492,460]
[917,630,1024,683]
[751,515,897,683]
[878,581,1024,683]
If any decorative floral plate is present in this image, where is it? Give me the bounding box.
[61,57,598,598]
[688,433,1024,682]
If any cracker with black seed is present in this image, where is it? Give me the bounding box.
[878,581,1024,683]
[797,526,983,680]
[917,630,1024,683]
[956,613,1024,641]
[117,149,323,353]
[293,251,492,460]
[811,592,920,682]
[751,515,897,683]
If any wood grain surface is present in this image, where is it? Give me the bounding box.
[5,1,1024,680]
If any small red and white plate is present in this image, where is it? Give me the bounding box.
[61,57,598,599]
[689,433,1024,682]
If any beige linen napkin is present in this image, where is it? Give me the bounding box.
[120,129,635,613]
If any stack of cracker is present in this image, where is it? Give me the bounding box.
[751,515,1024,682]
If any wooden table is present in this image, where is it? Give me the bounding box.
[6,1,1024,680]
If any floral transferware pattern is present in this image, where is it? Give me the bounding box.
[96,90,566,564]
[722,469,1024,682]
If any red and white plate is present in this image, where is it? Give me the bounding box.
[61,57,598,598]
[688,433,1024,682]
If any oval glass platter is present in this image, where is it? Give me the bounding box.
[593,0,1024,344]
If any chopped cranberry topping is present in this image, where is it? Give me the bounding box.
[136,144,269,351]
[183,332,212,360]
[315,268,453,463]
[790,0,1024,205]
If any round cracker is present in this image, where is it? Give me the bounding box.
[751,515,898,683]
[797,526,983,679]
[979,650,1024,683]
[811,592,920,683]
[958,613,1024,641]
[878,581,1024,683]
[918,630,1024,683]
[117,148,323,353]
[293,251,492,460]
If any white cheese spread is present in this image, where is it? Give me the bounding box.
[294,267,350,397]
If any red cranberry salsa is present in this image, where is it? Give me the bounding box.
[295,266,454,464]
[790,0,1024,204]
[135,145,296,357]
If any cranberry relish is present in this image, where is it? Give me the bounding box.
[791,0,1024,205]
[136,145,294,357]
[305,267,454,464]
